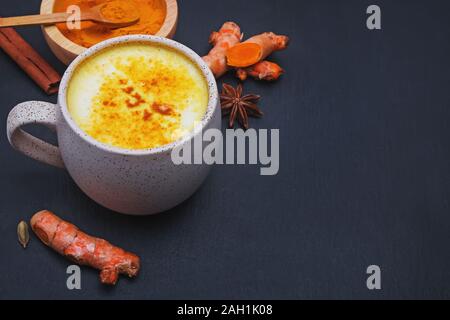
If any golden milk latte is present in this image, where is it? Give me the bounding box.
[67,43,209,150]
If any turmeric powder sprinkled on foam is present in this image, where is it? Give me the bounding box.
[67,43,209,150]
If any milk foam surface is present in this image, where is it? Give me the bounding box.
[67,43,209,150]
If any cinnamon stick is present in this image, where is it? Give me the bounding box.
[0,25,61,95]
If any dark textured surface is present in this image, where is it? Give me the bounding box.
[1,0,450,299]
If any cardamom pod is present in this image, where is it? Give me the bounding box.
[17,221,29,249]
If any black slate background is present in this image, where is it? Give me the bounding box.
[1,0,450,299]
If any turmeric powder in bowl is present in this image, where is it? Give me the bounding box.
[53,0,167,48]
[100,1,140,24]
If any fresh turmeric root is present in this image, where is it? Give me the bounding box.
[236,61,284,81]
[31,210,140,285]
[226,32,289,68]
[202,22,242,78]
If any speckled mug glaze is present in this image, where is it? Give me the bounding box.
[7,35,220,215]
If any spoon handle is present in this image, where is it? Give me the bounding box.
[0,12,94,28]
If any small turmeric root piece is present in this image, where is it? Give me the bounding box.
[202,22,242,78]
[226,32,290,68]
[31,210,140,285]
[236,61,284,81]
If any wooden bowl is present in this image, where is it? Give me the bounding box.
[40,0,178,65]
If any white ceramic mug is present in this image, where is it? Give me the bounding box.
[6,35,220,215]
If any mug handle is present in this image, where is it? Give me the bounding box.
[7,101,65,168]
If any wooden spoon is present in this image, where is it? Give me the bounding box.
[0,1,140,29]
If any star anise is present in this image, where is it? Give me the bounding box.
[220,83,263,129]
